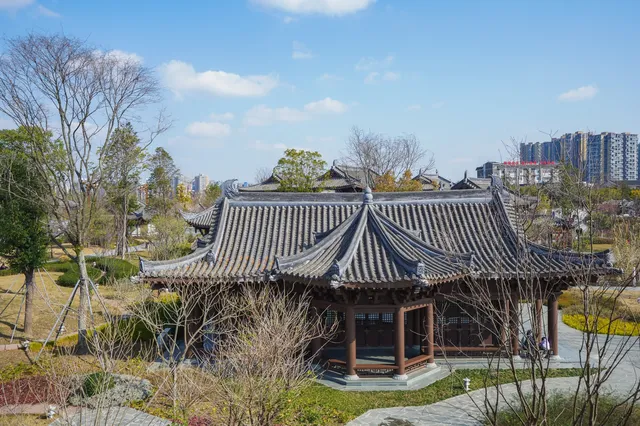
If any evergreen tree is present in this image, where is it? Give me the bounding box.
[0,128,49,337]
[147,147,179,215]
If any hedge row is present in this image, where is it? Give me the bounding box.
[86,257,139,281]
[40,257,139,287]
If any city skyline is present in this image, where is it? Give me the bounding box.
[0,1,639,183]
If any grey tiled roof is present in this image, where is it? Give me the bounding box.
[182,203,220,230]
[238,163,377,193]
[452,177,492,190]
[141,178,615,287]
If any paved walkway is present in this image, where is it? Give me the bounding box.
[349,377,580,426]
[349,306,640,425]
[49,406,170,426]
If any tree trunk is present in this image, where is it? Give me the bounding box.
[23,268,35,337]
[77,250,90,352]
[116,197,129,259]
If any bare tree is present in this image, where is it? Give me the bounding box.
[0,34,167,350]
[437,163,640,425]
[129,277,236,418]
[211,285,332,426]
[343,126,435,186]
[254,166,273,184]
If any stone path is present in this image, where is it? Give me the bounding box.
[348,377,580,426]
[349,306,640,425]
[49,406,170,426]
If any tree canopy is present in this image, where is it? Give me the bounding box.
[147,147,179,215]
[374,170,423,192]
[275,149,327,192]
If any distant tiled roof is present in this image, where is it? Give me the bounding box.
[413,171,453,191]
[238,162,378,193]
[141,177,616,287]
[452,176,492,190]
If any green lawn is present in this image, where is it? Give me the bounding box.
[280,368,584,425]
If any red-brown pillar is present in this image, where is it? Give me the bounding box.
[394,307,407,379]
[548,294,559,358]
[535,299,543,342]
[426,303,435,365]
[510,293,520,356]
[345,305,358,379]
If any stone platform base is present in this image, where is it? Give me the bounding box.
[316,364,450,391]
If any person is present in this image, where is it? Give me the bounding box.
[521,330,536,357]
[539,336,551,353]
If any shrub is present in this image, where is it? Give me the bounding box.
[0,267,18,277]
[82,372,116,398]
[86,257,138,282]
[490,392,640,425]
[68,373,152,408]
[56,263,102,287]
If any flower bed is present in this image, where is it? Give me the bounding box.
[563,314,640,336]
[0,376,52,405]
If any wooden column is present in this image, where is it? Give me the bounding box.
[425,303,435,364]
[394,307,407,379]
[309,305,322,359]
[345,306,358,379]
[502,298,508,346]
[510,293,520,356]
[535,299,543,342]
[548,294,559,358]
[412,308,421,349]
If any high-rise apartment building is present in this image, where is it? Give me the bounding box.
[521,131,638,183]
[192,174,210,193]
[587,132,638,183]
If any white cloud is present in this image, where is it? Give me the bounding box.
[317,73,342,82]
[252,0,375,16]
[292,41,313,59]
[0,0,32,11]
[355,55,393,71]
[160,60,279,98]
[244,97,347,126]
[364,71,379,84]
[36,4,60,17]
[244,105,308,126]
[210,112,235,121]
[382,71,399,81]
[407,104,421,111]
[185,121,231,138]
[558,85,598,102]
[252,140,288,151]
[283,15,296,23]
[304,97,347,114]
[431,101,445,109]
[104,49,143,64]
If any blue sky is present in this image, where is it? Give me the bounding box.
[1,0,639,184]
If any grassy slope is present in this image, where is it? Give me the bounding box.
[0,272,119,344]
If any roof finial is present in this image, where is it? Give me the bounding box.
[363,187,373,204]
[464,170,468,180]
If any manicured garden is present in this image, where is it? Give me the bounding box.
[490,392,640,425]
[558,288,640,336]
[278,368,585,425]
[0,358,584,426]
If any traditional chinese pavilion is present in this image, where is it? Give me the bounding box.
[141,177,614,380]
